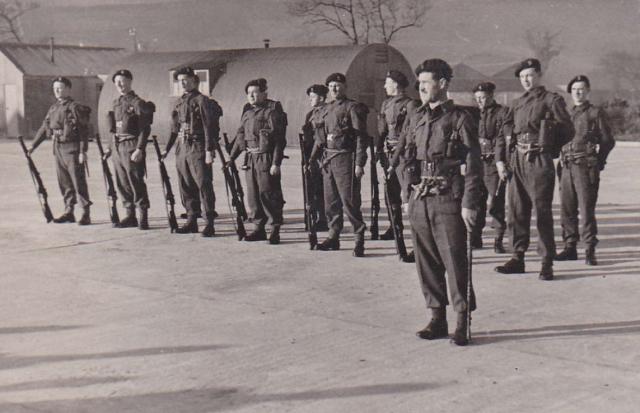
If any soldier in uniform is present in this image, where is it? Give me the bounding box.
[555,75,615,265]
[377,70,416,263]
[162,67,222,237]
[471,82,508,253]
[302,84,329,231]
[313,73,369,257]
[104,69,153,229]
[228,78,287,244]
[392,59,482,346]
[495,58,574,280]
[29,76,92,225]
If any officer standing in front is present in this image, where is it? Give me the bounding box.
[394,59,482,346]
[471,82,508,253]
[495,58,574,280]
[29,77,92,225]
[104,69,153,230]
[555,75,615,266]
[162,67,222,237]
[228,78,287,244]
[314,73,369,257]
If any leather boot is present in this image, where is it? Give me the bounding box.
[585,246,597,266]
[495,253,525,274]
[555,246,578,261]
[176,216,198,234]
[493,234,506,254]
[451,311,469,346]
[353,234,365,257]
[416,308,448,340]
[268,225,281,245]
[77,207,91,226]
[119,208,138,228]
[470,232,483,249]
[539,259,554,281]
[53,207,75,223]
[316,237,340,251]
[245,227,267,241]
[138,208,149,230]
[401,250,415,263]
[201,213,215,237]
[380,227,395,241]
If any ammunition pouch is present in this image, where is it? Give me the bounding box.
[481,153,495,162]
[479,138,495,158]
[412,175,450,199]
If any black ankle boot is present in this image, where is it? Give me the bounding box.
[416,308,448,340]
[495,254,525,274]
[493,236,506,254]
[401,250,415,263]
[585,246,597,266]
[316,237,340,251]
[53,209,75,223]
[119,209,138,228]
[268,225,281,245]
[245,228,267,241]
[176,217,198,234]
[77,207,91,226]
[380,227,395,240]
[201,214,215,237]
[539,260,554,281]
[555,247,578,261]
[352,237,365,257]
[138,208,149,230]
[451,311,469,346]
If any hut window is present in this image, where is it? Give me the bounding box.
[169,69,211,96]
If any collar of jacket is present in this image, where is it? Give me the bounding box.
[481,100,498,114]
[523,85,546,99]
[56,96,73,105]
[572,101,592,114]
[182,90,199,99]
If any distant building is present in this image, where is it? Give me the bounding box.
[0,42,128,139]
[491,63,528,105]
[448,63,492,106]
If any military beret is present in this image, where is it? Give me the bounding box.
[245,78,267,93]
[514,58,541,77]
[473,82,496,94]
[52,76,72,88]
[112,69,132,82]
[386,70,409,88]
[414,59,453,81]
[173,66,196,80]
[566,75,590,93]
[325,72,347,85]
[306,84,329,97]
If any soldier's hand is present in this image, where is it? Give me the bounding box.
[79,152,86,164]
[386,166,394,175]
[270,165,280,176]
[160,150,168,160]
[103,148,112,161]
[303,162,311,174]
[131,148,143,163]
[355,165,365,179]
[205,151,214,165]
[461,208,477,233]
[496,161,508,181]
[27,146,35,155]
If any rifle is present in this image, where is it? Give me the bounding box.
[299,133,318,249]
[151,135,178,232]
[220,133,247,240]
[382,166,408,260]
[94,134,120,226]
[18,136,54,223]
[369,136,380,240]
[466,230,473,344]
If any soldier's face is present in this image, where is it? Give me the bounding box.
[247,86,266,105]
[328,81,346,99]
[417,72,447,104]
[178,74,197,93]
[519,68,541,91]
[52,82,69,100]
[571,82,589,106]
[474,91,493,110]
[114,75,132,95]
[384,77,399,96]
[308,92,325,107]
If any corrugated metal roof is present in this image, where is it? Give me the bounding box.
[449,63,491,92]
[0,42,128,77]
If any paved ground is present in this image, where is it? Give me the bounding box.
[0,140,639,413]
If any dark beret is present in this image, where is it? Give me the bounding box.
[306,84,329,97]
[173,66,196,80]
[414,59,453,81]
[566,75,590,93]
[386,70,409,88]
[514,58,542,77]
[325,72,346,85]
[52,76,72,88]
[245,78,267,93]
[473,82,496,94]
[112,69,132,82]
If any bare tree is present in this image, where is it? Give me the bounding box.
[524,28,561,71]
[0,0,39,43]
[287,0,430,45]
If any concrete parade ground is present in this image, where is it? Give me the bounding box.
[0,140,639,413]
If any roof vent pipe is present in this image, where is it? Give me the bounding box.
[263,39,270,49]
[49,37,55,63]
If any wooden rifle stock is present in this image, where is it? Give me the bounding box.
[18,136,54,223]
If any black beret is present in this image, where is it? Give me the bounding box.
[306,84,329,97]
[325,72,346,85]
[245,78,267,93]
[414,59,453,81]
[112,69,132,82]
[473,82,496,94]
[173,66,196,80]
[514,58,542,77]
[566,75,590,93]
[386,70,409,88]
[52,76,72,88]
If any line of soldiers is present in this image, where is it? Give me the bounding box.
[25,56,615,346]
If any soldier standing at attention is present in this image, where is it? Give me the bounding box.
[228,78,287,244]
[393,59,482,346]
[302,84,329,231]
[104,69,153,229]
[471,82,508,253]
[162,67,222,237]
[377,70,416,263]
[29,77,92,225]
[555,75,615,265]
[495,58,574,280]
[314,73,369,257]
